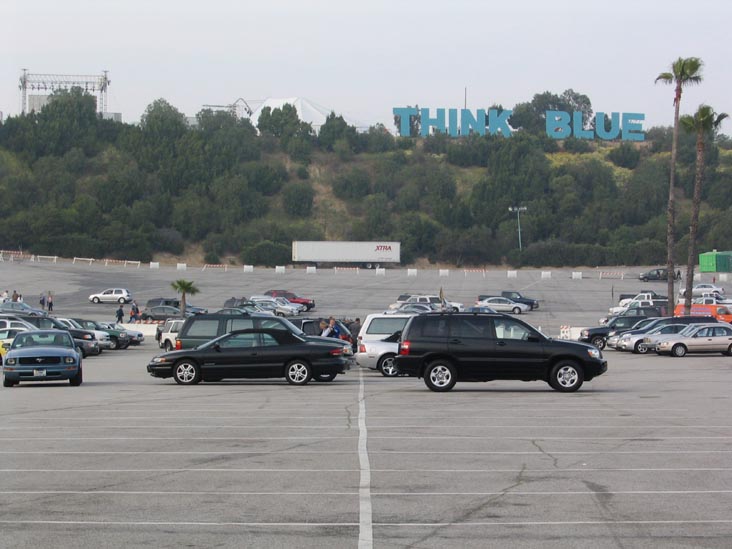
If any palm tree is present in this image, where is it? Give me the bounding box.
[171,279,200,316]
[680,105,728,314]
[655,57,704,310]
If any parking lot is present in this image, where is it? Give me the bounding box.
[1,261,731,547]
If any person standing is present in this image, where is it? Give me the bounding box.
[39,292,46,310]
[47,293,54,312]
[17,294,23,303]
[349,318,361,338]
[115,305,124,323]
[11,290,18,302]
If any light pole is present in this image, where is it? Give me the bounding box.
[508,206,527,251]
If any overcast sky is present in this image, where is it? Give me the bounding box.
[3,0,730,132]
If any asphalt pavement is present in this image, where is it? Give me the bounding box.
[1,261,730,548]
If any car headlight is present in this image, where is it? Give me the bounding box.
[5,357,16,365]
[152,357,169,363]
[120,332,128,337]
[619,336,629,342]
[64,356,76,364]
[587,348,601,359]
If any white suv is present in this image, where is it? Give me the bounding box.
[89,288,133,304]
[355,313,413,376]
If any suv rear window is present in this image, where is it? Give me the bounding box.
[186,319,220,337]
[227,318,254,331]
[367,318,410,335]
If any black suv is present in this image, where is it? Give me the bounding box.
[395,312,607,393]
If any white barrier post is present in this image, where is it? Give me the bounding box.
[439,269,449,277]
[375,268,386,276]
[306,266,317,274]
[243,265,254,273]
[541,271,551,279]
[149,262,160,269]
[720,273,729,282]
[507,270,518,278]
[407,269,418,277]
[73,257,95,265]
[572,272,583,280]
[693,272,701,281]
[176,263,187,271]
[275,266,286,274]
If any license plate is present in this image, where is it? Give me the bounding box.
[33,369,46,377]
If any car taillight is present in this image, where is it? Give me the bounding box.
[83,334,92,340]
[175,339,182,350]
[359,344,366,353]
[329,347,343,356]
[399,341,410,355]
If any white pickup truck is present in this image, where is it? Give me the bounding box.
[609,298,656,316]
[158,319,185,351]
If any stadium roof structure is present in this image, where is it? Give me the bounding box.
[246,97,366,132]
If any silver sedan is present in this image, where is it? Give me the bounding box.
[355,338,400,376]
[656,323,732,357]
[475,297,530,314]
[617,323,687,354]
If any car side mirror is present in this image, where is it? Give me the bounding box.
[213,342,221,351]
[527,335,541,342]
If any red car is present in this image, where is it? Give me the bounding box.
[264,290,315,311]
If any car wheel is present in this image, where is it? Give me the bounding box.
[423,360,457,392]
[3,377,15,388]
[548,361,584,392]
[313,372,337,382]
[672,344,687,357]
[69,367,83,386]
[512,307,521,314]
[92,297,101,304]
[634,341,648,354]
[276,312,285,317]
[642,277,648,282]
[726,344,732,357]
[164,341,173,352]
[109,337,119,350]
[378,354,399,377]
[117,297,125,304]
[285,360,312,385]
[590,336,606,350]
[173,360,201,385]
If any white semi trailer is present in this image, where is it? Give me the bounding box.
[292,241,401,268]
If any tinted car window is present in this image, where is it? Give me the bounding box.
[227,318,254,332]
[258,318,288,330]
[187,320,220,337]
[416,316,449,337]
[451,316,492,338]
[494,317,534,340]
[368,318,410,335]
[221,333,259,348]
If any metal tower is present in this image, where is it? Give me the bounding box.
[202,98,255,119]
[19,69,111,114]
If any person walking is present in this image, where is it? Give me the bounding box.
[115,305,124,323]
[129,301,139,323]
[47,293,54,312]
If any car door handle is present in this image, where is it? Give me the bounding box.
[497,341,507,346]
[449,339,462,344]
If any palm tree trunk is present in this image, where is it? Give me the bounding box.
[181,293,187,317]
[666,83,682,311]
[684,131,706,314]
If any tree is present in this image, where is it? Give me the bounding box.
[655,56,703,310]
[170,279,200,315]
[680,105,728,314]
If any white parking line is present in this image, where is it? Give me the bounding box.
[0,519,730,527]
[1,489,731,496]
[358,368,373,549]
[3,423,731,429]
[2,449,732,455]
[2,467,730,473]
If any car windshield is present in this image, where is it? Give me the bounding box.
[65,318,84,329]
[12,331,72,349]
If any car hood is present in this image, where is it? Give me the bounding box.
[6,346,77,358]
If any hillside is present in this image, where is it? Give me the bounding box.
[0,89,730,268]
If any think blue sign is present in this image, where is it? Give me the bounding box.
[392,107,645,141]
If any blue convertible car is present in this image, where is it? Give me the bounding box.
[3,330,82,387]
